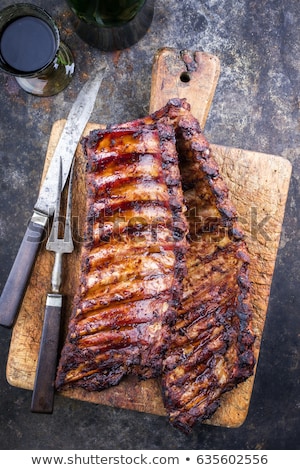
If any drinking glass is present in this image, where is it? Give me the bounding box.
[0,3,75,96]
[66,0,155,51]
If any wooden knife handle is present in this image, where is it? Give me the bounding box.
[31,293,62,413]
[0,212,48,328]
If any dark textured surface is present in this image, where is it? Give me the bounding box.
[0,0,299,450]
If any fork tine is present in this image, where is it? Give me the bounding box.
[47,158,63,248]
[64,158,75,245]
[52,157,63,243]
[46,157,74,253]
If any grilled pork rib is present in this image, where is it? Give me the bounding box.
[112,99,256,431]
[55,99,255,432]
[152,100,255,432]
[55,121,188,391]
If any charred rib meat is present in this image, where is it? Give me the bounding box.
[153,100,255,432]
[55,121,188,391]
[55,99,255,433]
[114,99,255,431]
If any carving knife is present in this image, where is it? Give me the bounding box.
[0,65,106,328]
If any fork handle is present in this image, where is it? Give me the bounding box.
[31,293,62,413]
[51,252,63,293]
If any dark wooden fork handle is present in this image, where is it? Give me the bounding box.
[31,293,62,413]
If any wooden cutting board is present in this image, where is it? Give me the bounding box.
[6,49,292,428]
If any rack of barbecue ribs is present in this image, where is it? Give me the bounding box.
[55,115,189,389]
[55,99,255,433]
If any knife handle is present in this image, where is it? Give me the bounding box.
[0,211,48,328]
[31,293,62,413]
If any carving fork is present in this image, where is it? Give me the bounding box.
[31,158,74,413]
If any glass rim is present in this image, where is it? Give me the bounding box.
[0,3,60,77]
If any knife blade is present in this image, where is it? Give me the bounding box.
[0,65,106,328]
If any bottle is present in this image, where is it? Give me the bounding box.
[66,0,155,51]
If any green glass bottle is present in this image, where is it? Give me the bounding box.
[66,0,155,51]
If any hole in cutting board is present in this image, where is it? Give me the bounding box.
[180,71,191,83]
